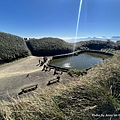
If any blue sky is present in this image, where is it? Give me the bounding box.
[0,0,120,40]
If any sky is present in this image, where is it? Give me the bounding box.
[0,0,120,40]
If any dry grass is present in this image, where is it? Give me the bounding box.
[0,52,120,120]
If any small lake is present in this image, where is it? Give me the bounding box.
[50,52,111,70]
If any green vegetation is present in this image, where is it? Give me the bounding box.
[26,37,72,56]
[76,40,119,51]
[116,40,120,49]
[0,32,30,64]
[0,52,120,120]
[26,38,120,57]
[0,32,120,64]
[67,69,87,77]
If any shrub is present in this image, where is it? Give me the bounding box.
[67,69,87,77]
[76,40,119,51]
[26,37,72,56]
[0,32,30,63]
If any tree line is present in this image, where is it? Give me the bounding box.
[0,32,120,64]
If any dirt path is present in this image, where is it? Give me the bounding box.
[0,56,43,78]
[0,56,73,100]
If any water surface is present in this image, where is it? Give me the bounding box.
[50,52,110,70]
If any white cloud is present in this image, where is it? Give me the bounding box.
[24,36,119,43]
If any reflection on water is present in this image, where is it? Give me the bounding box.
[51,52,110,70]
[63,62,71,68]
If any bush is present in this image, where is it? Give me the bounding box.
[26,37,72,56]
[76,40,119,51]
[67,69,87,77]
[0,32,30,63]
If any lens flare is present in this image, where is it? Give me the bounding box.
[73,0,83,52]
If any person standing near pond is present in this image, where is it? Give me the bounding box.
[56,75,60,81]
[39,59,41,65]
[40,61,44,66]
[42,65,46,71]
[43,56,47,63]
[53,68,56,75]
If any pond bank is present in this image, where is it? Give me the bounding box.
[49,50,113,71]
[53,50,114,59]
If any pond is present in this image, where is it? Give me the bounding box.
[50,52,111,70]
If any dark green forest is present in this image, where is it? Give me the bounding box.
[76,40,119,50]
[26,37,72,56]
[0,32,30,64]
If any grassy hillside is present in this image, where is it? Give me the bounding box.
[0,52,120,120]
[76,40,118,51]
[116,40,120,49]
[0,32,30,64]
[26,37,72,56]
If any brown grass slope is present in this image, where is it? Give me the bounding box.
[0,52,120,120]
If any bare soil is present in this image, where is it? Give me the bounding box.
[0,56,73,100]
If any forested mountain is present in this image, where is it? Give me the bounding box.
[76,40,118,50]
[0,32,30,63]
[26,37,72,56]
